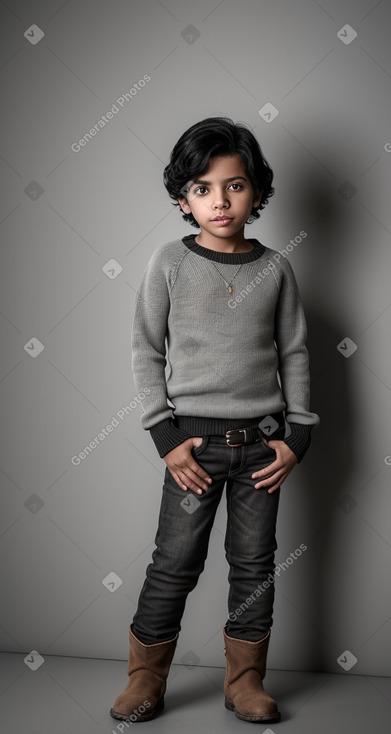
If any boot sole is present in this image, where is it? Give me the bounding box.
[110,696,164,722]
[225,696,281,723]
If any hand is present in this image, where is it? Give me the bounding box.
[251,440,298,493]
[164,437,213,495]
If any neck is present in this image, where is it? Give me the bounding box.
[195,228,253,253]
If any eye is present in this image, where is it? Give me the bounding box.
[229,183,243,191]
[193,186,208,195]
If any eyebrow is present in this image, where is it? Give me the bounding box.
[191,175,248,186]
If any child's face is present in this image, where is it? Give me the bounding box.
[178,154,263,237]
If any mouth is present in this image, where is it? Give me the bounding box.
[212,216,233,225]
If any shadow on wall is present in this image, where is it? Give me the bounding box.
[291,151,359,672]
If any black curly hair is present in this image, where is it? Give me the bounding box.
[163,116,274,228]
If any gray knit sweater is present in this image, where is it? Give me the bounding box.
[131,234,320,461]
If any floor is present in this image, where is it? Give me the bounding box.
[1,652,390,734]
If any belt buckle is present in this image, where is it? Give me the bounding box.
[226,428,247,447]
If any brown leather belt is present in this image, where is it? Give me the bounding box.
[225,425,264,447]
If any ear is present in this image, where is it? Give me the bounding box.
[253,188,264,208]
[178,196,192,214]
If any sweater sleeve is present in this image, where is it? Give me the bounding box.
[273,259,320,460]
[282,422,312,463]
[131,248,192,457]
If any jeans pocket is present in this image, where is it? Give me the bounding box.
[191,435,210,457]
[255,437,277,460]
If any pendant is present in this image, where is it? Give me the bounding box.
[228,285,232,293]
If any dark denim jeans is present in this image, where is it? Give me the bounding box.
[132,426,285,644]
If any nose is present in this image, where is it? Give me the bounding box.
[212,188,229,209]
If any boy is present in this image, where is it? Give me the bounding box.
[110,117,319,724]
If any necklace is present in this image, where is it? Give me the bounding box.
[210,261,243,294]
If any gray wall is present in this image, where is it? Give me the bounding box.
[1,0,391,677]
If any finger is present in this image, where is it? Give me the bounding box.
[267,472,288,493]
[251,458,281,480]
[190,460,212,486]
[254,468,285,489]
[168,465,207,493]
[177,468,209,495]
[170,471,188,491]
[267,480,283,493]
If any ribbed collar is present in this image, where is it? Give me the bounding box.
[182,233,266,264]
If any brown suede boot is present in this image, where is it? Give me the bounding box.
[223,626,281,723]
[110,624,178,722]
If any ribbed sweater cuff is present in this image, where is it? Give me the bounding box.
[149,418,192,458]
[150,418,314,462]
[283,423,313,463]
